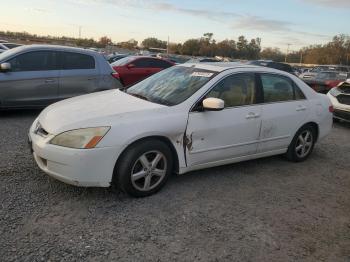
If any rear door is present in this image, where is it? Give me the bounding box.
[58,51,99,99]
[257,73,309,153]
[0,50,59,107]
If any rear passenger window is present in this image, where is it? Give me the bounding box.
[261,74,294,103]
[61,52,95,70]
[207,73,256,107]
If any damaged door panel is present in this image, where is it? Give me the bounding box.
[185,105,262,167]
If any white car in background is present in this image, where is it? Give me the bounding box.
[327,80,350,122]
[0,42,22,53]
[29,63,333,197]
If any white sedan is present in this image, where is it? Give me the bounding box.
[29,63,333,197]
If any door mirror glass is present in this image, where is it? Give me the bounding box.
[127,63,135,69]
[203,97,224,111]
[0,62,11,72]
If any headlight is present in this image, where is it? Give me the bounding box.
[329,87,341,97]
[50,127,110,149]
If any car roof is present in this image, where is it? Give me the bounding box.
[180,62,262,72]
[129,55,170,61]
[0,44,102,62]
[5,44,98,55]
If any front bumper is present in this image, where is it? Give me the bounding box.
[29,125,117,187]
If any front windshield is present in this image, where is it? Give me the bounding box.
[126,66,216,106]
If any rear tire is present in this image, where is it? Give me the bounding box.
[114,140,173,197]
[286,124,316,162]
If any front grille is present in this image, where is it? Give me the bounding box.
[337,95,350,105]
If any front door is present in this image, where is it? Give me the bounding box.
[185,73,262,167]
[0,51,59,107]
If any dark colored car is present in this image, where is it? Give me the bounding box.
[247,60,294,74]
[303,71,348,93]
[107,54,129,64]
[111,56,175,87]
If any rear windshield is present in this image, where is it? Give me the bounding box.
[111,56,135,66]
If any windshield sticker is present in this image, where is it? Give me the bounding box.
[191,72,214,78]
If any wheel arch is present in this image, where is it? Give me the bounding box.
[113,135,180,182]
[299,121,319,141]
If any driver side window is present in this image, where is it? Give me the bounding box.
[206,73,256,108]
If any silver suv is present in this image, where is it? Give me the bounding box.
[0,45,122,109]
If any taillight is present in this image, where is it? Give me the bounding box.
[329,105,334,113]
[111,72,120,80]
[325,80,341,89]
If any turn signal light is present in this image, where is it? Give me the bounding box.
[85,136,103,149]
[329,105,334,113]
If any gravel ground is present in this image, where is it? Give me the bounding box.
[0,110,349,262]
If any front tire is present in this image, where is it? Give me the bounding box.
[114,140,173,197]
[286,125,316,162]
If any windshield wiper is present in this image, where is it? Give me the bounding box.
[128,93,149,101]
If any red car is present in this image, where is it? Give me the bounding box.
[111,56,175,87]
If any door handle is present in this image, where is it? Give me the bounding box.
[296,105,307,111]
[246,112,260,119]
[87,78,97,81]
[44,79,55,83]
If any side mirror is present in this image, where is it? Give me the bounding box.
[0,62,11,72]
[202,97,224,111]
[127,63,135,69]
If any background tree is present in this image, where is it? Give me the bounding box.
[216,39,237,58]
[117,39,138,50]
[182,39,201,56]
[260,47,284,62]
[99,36,112,47]
[141,37,167,50]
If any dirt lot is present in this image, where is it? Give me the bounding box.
[0,110,349,262]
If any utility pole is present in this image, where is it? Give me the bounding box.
[299,51,303,66]
[285,43,291,63]
[167,36,169,55]
[79,26,82,39]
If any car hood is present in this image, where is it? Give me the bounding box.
[38,90,166,134]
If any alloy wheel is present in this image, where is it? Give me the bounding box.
[131,151,167,192]
[295,130,313,158]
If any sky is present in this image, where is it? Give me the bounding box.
[1,0,350,51]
